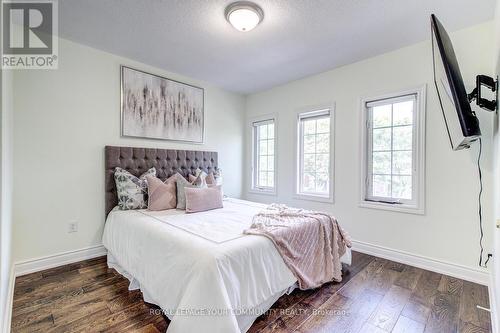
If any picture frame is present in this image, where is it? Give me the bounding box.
[120,65,205,143]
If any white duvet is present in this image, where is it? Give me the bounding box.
[102,198,350,333]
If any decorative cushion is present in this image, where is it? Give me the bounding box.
[175,173,206,209]
[205,173,216,185]
[114,167,156,210]
[189,171,207,186]
[185,185,223,213]
[214,169,223,185]
[147,175,177,211]
[192,167,220,185]
[190,169,217,185]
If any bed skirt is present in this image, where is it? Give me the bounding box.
[107,251,299,332]
[106,249,351,332]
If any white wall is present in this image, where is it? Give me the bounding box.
[244,22,495,274]
[1,6,15,333]
[491,2,500,332]
[1,64,14,331]
[8,6,496,298]
[12,37,245,262]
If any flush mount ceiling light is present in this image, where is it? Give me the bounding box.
[225,1,264,32]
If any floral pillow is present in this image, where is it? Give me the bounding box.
[114,167,156,210]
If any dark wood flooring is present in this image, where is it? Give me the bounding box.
[11,251,491,333]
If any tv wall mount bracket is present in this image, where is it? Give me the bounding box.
[467,75,498,112]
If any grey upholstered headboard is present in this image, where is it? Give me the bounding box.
[105,146,218,217]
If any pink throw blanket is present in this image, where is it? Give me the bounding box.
[244,204,351,290]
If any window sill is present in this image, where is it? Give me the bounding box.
[294,193,334,204]
[248,188,277,196]
[359,200,424,215]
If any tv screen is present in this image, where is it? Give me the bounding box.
[431,14,481,150]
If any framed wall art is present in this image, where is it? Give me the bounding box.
[121,66,204,143]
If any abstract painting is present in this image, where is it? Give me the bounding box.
[121,66,204,143]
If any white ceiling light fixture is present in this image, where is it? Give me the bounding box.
[225,1,264,32]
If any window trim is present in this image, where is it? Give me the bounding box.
[249,114,278,196]
[359,86,426,215]
[294,104,335,203]
[365,94,418,206]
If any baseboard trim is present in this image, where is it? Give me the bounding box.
[2,266,15,333]
[351,240,489,286]
[14,245,107,277]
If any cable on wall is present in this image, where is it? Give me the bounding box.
[477,138,491,268]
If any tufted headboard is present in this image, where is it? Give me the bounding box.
[105,146,218,217]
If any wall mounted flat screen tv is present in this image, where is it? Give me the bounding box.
[431,14,481,150]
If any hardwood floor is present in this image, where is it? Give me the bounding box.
[11,252,491,333]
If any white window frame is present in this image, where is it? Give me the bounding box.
[360,86,426,214]
[249,114,277,195]
[294,105,335,203]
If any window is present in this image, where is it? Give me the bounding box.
[361,87,425,214]
[296,109,333,202]
[251,118,276,193]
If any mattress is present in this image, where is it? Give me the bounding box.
[102,198,351,333]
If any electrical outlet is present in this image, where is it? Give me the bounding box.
[68,221,78,233]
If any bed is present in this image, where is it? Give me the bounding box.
[102,146,351,333]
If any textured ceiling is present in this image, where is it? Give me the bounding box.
[59,0,496,94]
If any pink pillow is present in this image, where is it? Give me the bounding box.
[190,172,216,185]
[185,185,223,213]
[189,172,208,186]
[205,173,216,185]
[147,176,177,211]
